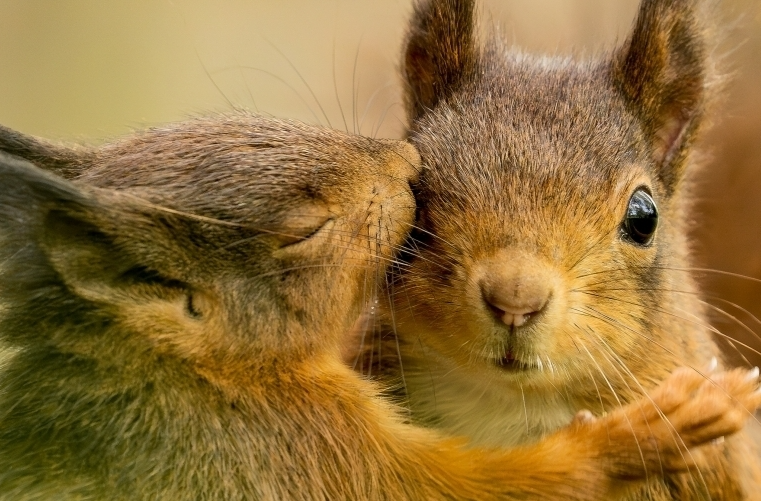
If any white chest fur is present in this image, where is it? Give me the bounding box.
[402,353,575,448]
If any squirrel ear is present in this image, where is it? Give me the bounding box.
[403,0,479,123]
[41,208,167,304]
[0,124,91,179]
[0,154,181,307]
[612,0,712,191]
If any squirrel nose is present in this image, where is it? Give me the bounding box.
[480,276,550,328]
[390,141,421,185]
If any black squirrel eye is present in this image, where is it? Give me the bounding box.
[623,189,658,246]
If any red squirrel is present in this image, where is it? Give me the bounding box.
[1,115,758,499]
[356,0,761,498]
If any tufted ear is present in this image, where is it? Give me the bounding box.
[0,124,91,178]
[0,153,186,311]
[402,0,479,123]
[612,0,713,192]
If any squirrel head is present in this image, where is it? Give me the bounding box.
[0,116,419,378]
[395,0,716,393]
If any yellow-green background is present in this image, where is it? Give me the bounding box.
[0,0,645,140]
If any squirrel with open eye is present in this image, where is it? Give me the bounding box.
[351,0,761,499]
[3,114,759,500]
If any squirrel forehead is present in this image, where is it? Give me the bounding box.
[413,56,652,212]
[79,115,386,220]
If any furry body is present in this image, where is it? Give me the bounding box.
[3,114,759,499]
[355,0,761,499]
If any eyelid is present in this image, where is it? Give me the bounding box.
[613,170,651,204]
[272,203,335,248]
[277,216,334,247]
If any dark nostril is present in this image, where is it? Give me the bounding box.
[484,300,507,320]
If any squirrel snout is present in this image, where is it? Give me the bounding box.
[380,140,421,186]
[479,273,550,329]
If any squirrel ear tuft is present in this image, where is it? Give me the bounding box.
[403,0,479,123]
[0,124,91,178]
[612,0,713,191]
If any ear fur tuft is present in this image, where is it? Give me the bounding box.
[612,0,716,191]
[0,151,90,215]
[403,0,479,123]
[0,124,91,178]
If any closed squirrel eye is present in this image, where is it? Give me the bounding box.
[277,216,333,248]
[275,205,334,248]
[622,189,658,246]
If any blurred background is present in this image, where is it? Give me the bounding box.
[0,0,760,367]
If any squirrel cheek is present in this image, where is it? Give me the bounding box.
[115,299,208,351]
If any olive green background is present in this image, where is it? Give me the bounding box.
[0,1,642,140]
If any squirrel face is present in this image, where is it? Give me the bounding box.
[392,0,715,398]
[3,23,760,500]
[397,65,674,389]
[0,115,419,377]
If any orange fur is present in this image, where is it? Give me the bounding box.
[0,114,758,498]
[351,0,761,499]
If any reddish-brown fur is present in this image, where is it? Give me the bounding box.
[0,113,759,499]
[352,0,761,499]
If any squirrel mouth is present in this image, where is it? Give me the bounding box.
[496,350,526,371]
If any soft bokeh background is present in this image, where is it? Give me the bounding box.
[1,0,760,366]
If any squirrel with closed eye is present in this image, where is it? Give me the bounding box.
[353,0,761,499]
[3,112,760,500]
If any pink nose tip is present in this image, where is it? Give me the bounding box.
[480,278,549,328]
[493,307,538,327]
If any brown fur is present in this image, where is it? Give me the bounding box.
[0,113,759,499]
[350,0,761,499]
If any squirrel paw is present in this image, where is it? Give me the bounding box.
[589,365,761,479]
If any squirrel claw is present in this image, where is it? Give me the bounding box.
[571,409,596,426]
[591,366,761,479]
